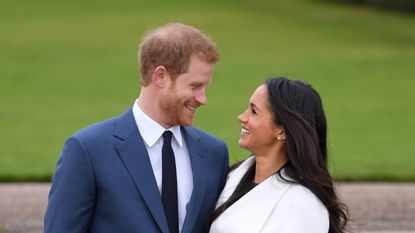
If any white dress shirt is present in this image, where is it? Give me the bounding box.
[132,100,193,232]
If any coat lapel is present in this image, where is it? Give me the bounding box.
[215,156,255,208]
[212,157,292,233]
[113,108,169,233]
[180,126,207,233]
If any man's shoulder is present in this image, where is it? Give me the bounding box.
[72,116,118,140]
[72,107,133,141]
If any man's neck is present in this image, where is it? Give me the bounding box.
[137,91,172,129]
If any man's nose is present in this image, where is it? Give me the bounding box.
[195,89,207,105]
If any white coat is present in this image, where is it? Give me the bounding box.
[210,156,329,233]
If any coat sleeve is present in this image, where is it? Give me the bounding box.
[280,188,329,233]
[44,136,96,233]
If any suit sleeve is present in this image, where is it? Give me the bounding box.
[44,136,96,233]
[220,140,230,191]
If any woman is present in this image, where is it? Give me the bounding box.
[210,77,348,233]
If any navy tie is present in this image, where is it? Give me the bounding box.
[162,131,179,233]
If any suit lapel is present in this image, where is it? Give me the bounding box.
[114,108,169,233]
[180,126,207,233]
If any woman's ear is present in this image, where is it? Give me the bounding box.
[276,127,286,141]
[152,66,168,87]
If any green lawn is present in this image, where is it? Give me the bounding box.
[1,0,414,181]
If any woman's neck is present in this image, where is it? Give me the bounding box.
[254,151,287,184]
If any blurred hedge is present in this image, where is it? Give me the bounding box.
[323,0,415,12]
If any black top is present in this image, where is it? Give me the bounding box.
[227,162,258,206]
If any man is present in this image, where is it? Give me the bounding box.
[44,23,229,233]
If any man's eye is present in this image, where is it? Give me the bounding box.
[191,84,200,89]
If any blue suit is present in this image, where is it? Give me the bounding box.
[44,108,229,233]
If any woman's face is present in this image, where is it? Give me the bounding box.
[238,85,282,154]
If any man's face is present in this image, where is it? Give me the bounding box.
[159,55,214,126]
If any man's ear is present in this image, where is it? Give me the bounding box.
[152,66,168,87]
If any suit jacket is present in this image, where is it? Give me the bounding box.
[209,156,329,233]
[44,107,229,233]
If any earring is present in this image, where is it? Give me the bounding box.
[277,136,281,141]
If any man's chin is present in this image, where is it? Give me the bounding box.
[180,120,194,126]
[178,116,194,126]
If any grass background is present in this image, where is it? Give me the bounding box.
[1,0,414,181]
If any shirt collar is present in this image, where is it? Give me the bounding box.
[132,99,183,148]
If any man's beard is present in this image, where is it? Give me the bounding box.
[159,95,195,126]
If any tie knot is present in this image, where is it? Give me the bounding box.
[162,131,173,144]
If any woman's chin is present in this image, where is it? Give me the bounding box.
[238,140,248,150]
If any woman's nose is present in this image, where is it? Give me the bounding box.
[238,110,247,123]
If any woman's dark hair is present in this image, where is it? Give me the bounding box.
[266,77,348,233]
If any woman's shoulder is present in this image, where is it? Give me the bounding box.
[282,182,328,215]
[288,183,321,201]
[272,171,326,210]
[270,180,329,232]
